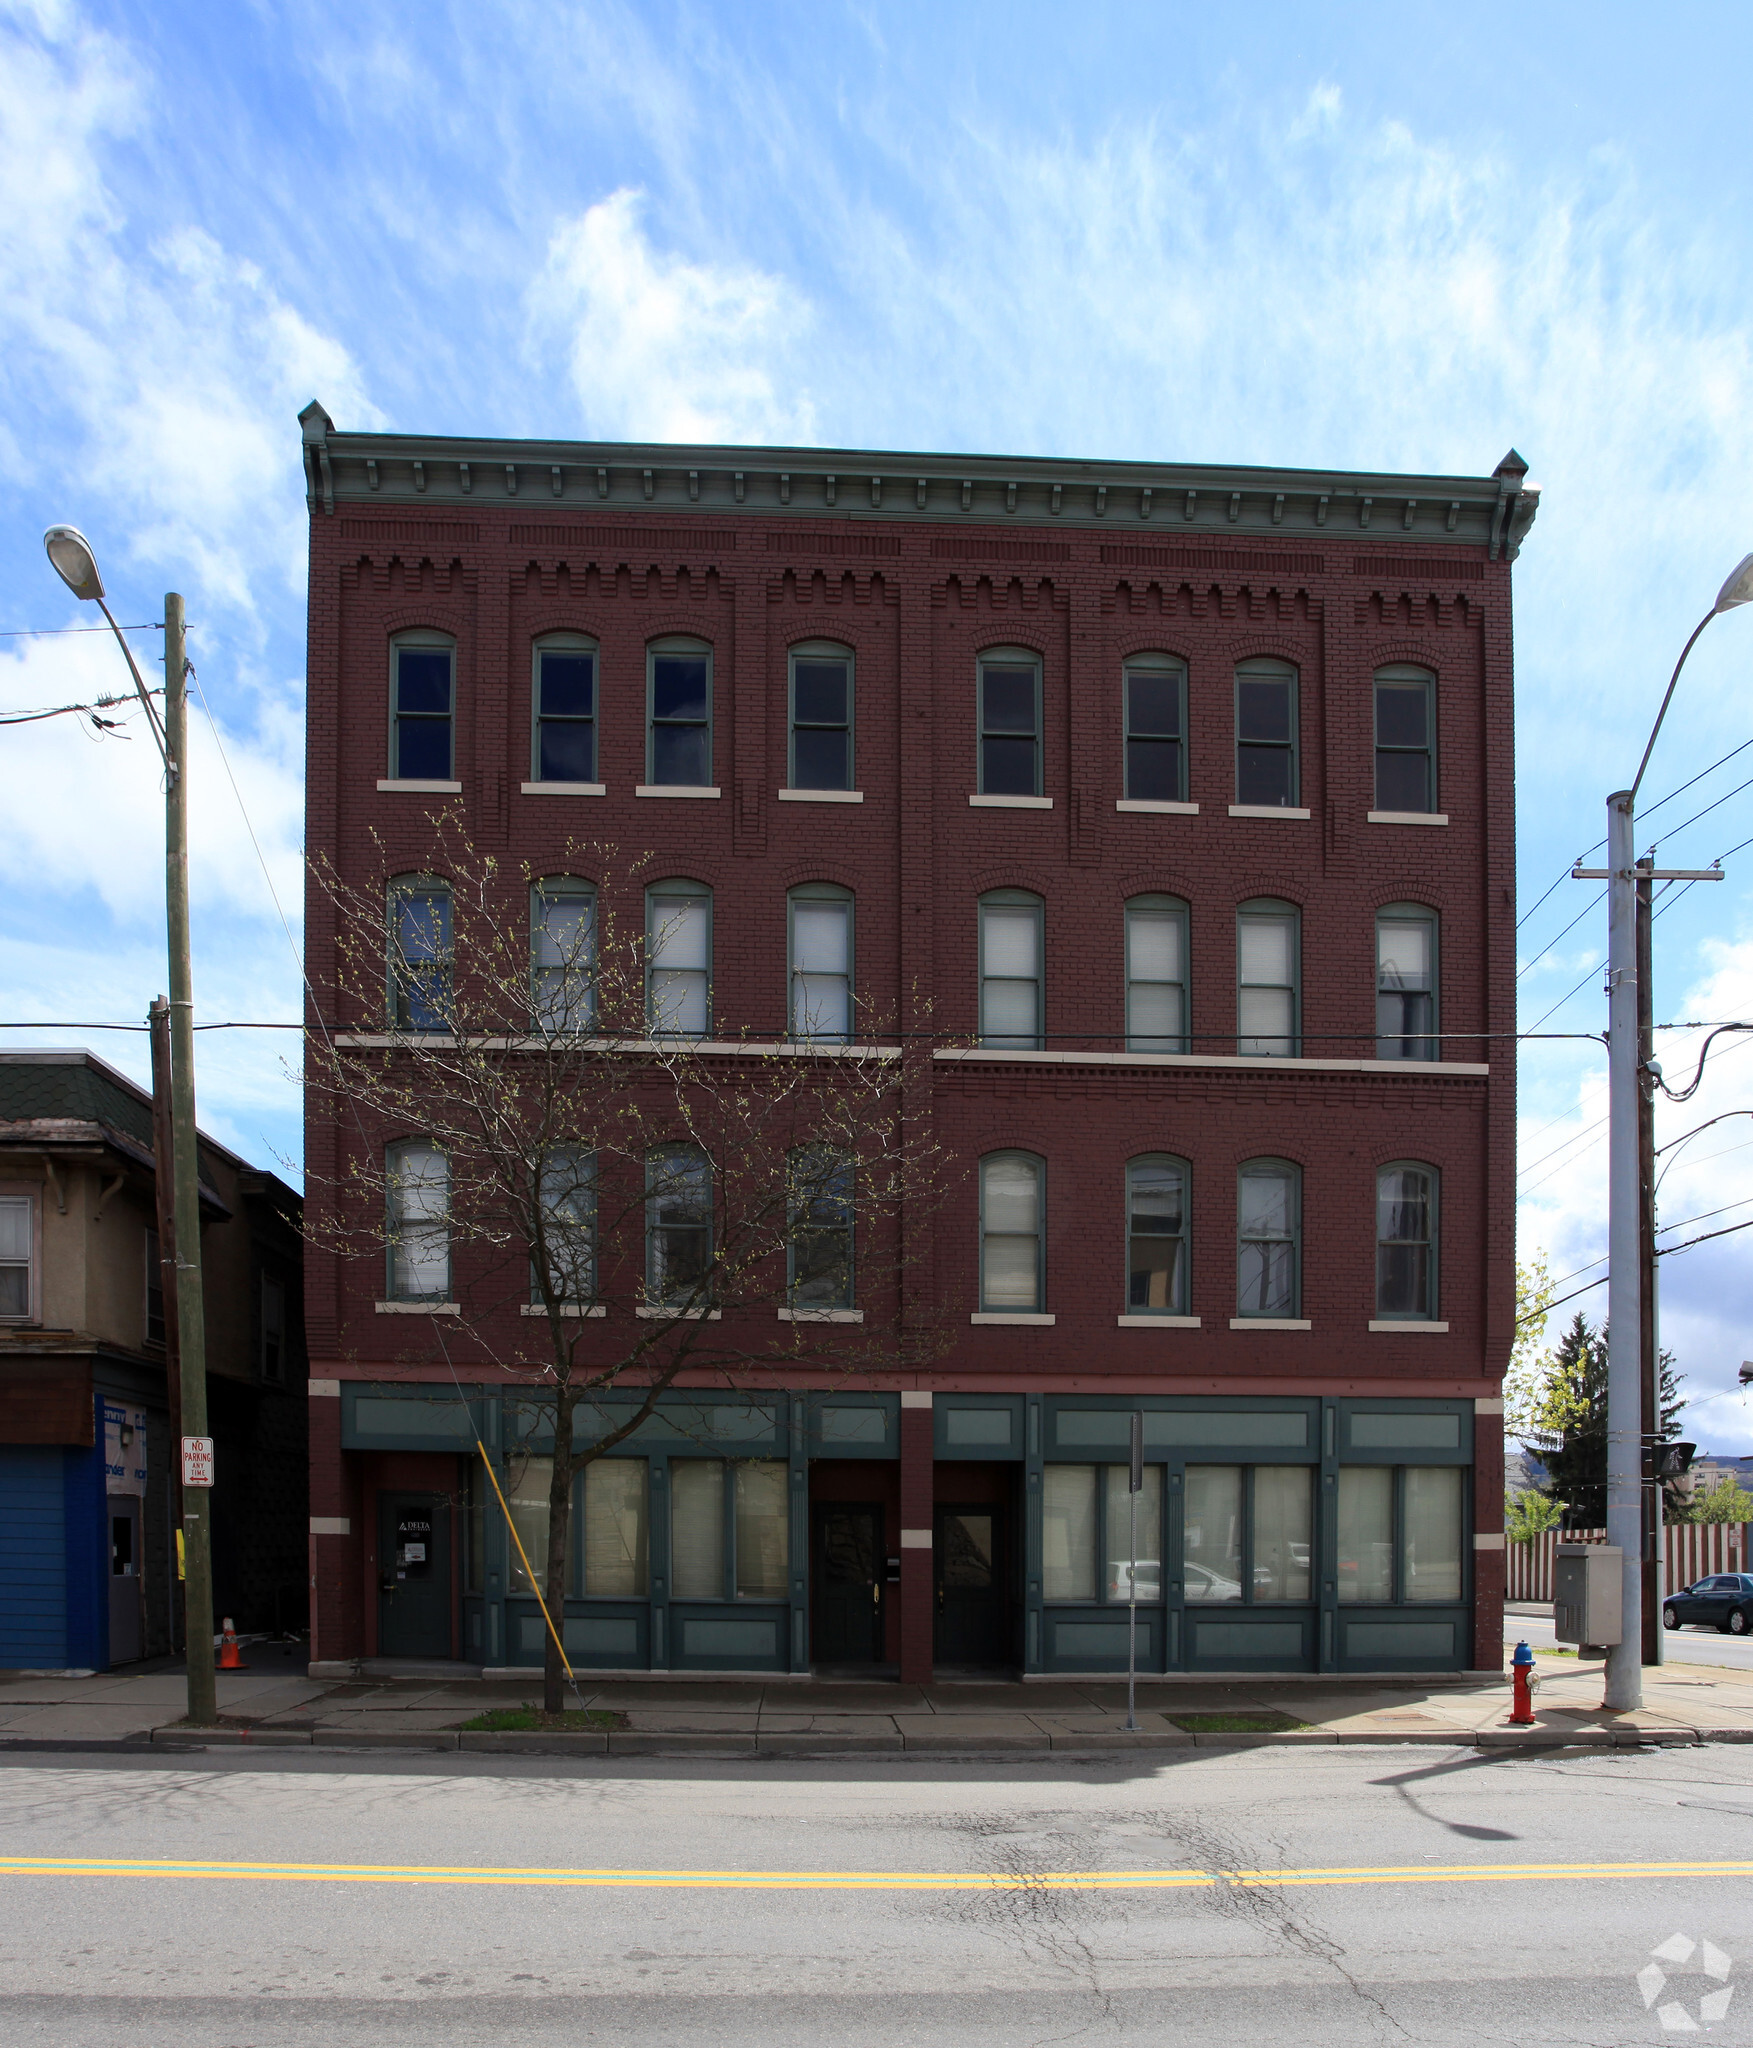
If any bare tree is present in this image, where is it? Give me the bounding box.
[306,816,953,1710]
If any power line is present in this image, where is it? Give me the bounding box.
[0,622,161,638]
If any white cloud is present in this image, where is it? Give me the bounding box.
[531,189,817,445]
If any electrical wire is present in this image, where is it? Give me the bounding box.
[0,622,160,638]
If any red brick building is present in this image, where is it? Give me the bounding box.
[299,402,1538,1681]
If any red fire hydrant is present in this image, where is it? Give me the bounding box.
[1509,1639,1536,1725]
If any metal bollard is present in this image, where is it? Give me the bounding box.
[1508,1639,1536,1725]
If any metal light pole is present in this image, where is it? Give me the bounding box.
[42,529,217,1726]
[1573,550,1753,1712]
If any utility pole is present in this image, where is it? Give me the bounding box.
[147,998,183,1651]
[163,593,217,1727]
[1636,860,1661,1666]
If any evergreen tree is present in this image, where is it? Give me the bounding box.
[1519,1311,1688,1527]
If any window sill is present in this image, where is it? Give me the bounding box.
[1228,804,1310,820]
[934,1046,1488,1077]
[376,1300,459,1315]
[969,793,1052,809]
[377,779,462,794]
[970,1311,1056,1325]
[1367,810,1449,827]
[1228,1317,1311,1331]
[778,788,864,804]
[1116,1314,1201,1328]
[522,780,606,796]
[1116,798,1198,815]
[777,1307,864,1322]
[1367,1319,1449,1333]
[635,1305,721,1320]
[635,784,720,799]
[519,1303,607,1318]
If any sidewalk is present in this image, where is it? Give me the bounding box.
[6,1639,1753,1755]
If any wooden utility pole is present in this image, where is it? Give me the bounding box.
[148,997,183,1650]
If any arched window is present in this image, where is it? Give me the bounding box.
[977,646,1042,796]
[387,876,453,1032]
[1374,665,1436,814]
[385,1140,450,1301]
[531,877,595,1033]
[647,636,712,788]
[646,878,711,1037]
[1376,906,1437,1060]
[646,1145,712,1307]
[981,1151,1044,1312]
[789,640,854,791]
[1125,894,1188,1052]
[1123,652,1187,803]
[1237,899,1298,1056]
[789,884,853,1041]
[532,1146,595,1307]
[979,890,1043,1048]
[1126,1155,1189,1315]
[1376,1163,1437,1319]
[531,633,598,785]
[388,630,455,782]
[1234,657,1298,807]
[1237,1159,1300,1318]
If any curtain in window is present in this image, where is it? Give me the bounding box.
[734,1461,789,1598]
[1376,917,1435,1059]
[1237,1164,1296,1316]
[533,884,594,1032]
[1404,1467,1462,1601]
[647,1148,711,1305]
[1104,1464,1163,1601]
[981,1154,1041,1310]
[1237,913,1295,1055]
[1251,1467,1312,1601]
[1127,1158,1186,1312]
[1126,904,1184,1050]
[670,1459,724,1597]
[506,1452,552,1596]
[649,892,709,1035]
[1376,1167,1434,1316]
[1337,1467,1394,1603]
[1183,1466,1242,1602]
[1043,1464,1097,1601]
[388,1143,450,1299]
[0,1196,30,1316]
[584,1460,648,1596]
[980,902,1040,1046]
[791,898,851,1039]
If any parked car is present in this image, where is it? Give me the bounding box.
[1662,1573,1753,1635]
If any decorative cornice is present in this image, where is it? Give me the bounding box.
[297,403,1541,561]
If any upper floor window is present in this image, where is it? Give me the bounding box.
[532,877,596,1034]
[1376,1164,1437,1320]
[1376,907,1436,1060]
[979,890,1043,1048]
[1374,665,1436,813]
[386,1140,451,1302]
[646,1144,712,1307]
[533,1145,596,1307]
[788,1145,854,1311]
[1126,1155,1188,1315]
[1123,653,1187,802]
[259,1271,286,1383]
[980,1151,1044,1313]
[531,634,597,784]
[1234,658,1298,807]
[1125,894,1188,1052]
[978,647,1041,796]
[646,879,710,1037]
[789,884,852,1041]
[0,1194,33,1321]
[789,641,853,791]
[1237,900,1298,1056]
[389,877,453,1032]
[648,637,712,787]
[1237,1159,1299,1318]
[389,633,454,781]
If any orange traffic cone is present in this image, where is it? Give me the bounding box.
[217,1617,248,1671]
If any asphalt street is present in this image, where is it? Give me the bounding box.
[1507,1607,1753,1673]
[0,1744,1750,2045]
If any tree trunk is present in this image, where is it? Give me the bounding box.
[543,1383,577,1715]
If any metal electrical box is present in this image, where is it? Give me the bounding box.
[1554,1543,1623,1646]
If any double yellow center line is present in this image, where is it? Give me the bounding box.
[0,1856,1748,1892]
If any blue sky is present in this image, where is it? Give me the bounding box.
[5,0,1753,1442]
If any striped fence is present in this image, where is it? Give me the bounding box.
[1506,1523,1753,1603]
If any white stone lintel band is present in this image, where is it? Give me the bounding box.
[899,1529,933,1548]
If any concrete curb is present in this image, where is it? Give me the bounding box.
[149,1726,314,1747]
[458,1730,609,1754]
[310,1729,460,1751]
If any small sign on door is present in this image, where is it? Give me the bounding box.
[181,1436,214,1488]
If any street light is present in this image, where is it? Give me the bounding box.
[1579,551,1751,1713]
[42,528,217,1729]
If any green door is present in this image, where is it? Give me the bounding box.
[812,1504,884,1666]
[378,1493,452,1658]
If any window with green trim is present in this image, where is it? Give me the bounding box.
[979,890,1043,1047]
[1376,907,1437,1060]
[531,634,597,783]
[788,1145,854,1310]
[1376,1164,1437,1319]
[389,632,454,780]
[1126,1154,1188,1314]
[385,1139,450,1301]
[1237,899,1298,1056]
[531,1145,595,1308]
[1235,658,1298,806]
[1042,1464,1164,1601]
[981,1151,1043,1312]
[1236,1159,1299,1317]
[646,879,710,1037]
[977,647,1041,795]
[1337,1466,1462,1602]
[645,1145,712,1307]
[1123,652,1187,801]
[531,876,595,1032]
[789,641,853,790]
[1184,1465,1312,1602]
[789,884,852,1041]
[388,876,453,1032]
[1125,894,1188,1051]
[671,1458,789,1599]
[1374,665,1436,813]
[647,637,712,786]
